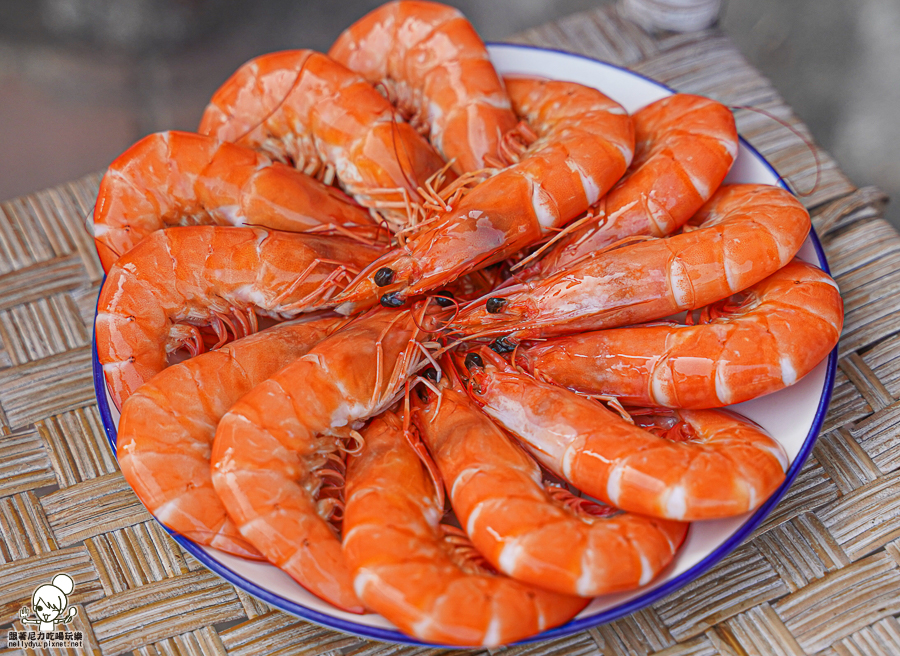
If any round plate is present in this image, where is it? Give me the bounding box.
[92,43,838,647]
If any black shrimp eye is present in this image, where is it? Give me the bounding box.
[464,352,484,370]
[485,297,507,313]
[423,366,438,381]
[380,292,405,308]
[374,267,395,287]
[490,337,516,354]
[434,291,455,307]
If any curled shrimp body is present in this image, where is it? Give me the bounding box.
[536,94,738,276]
[329,0,518,174]
[520,260,843,409]
[95,226,381,409]
[92,131,378,272]
[411,367,687,597]
[464,349,788,521]
[452,184,810,345]
[210,307,435,613]
[343,411,588,646]
[117,316,345,559]
[333,77,634,313]
[198,50,446,228]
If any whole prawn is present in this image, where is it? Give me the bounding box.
[329,0,518,174]
[332,76,634,313]
[463,348,788,521]
[411,361,687,597]
[452,184,810,347]
[532,94,738,276]
[210,305,438,613]
[519,260,843,408]
[92,131,380,272]
[95,225,381,409]
[117,315,345,558]
[342,411,588,646]
[198,50,446,229]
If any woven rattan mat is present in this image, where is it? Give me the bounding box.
[1,5,898,655]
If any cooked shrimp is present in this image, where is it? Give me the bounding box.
[95,225,381,409]
[332,77,634,313]
[519,260,843,409]
[198,50,446,229]
[92,131,379,272]
[452,184,810,347]
[534,94,738,276]
[343,411,588,646]
[411,363,687,597]
[329,0,518,174]
[117,315,345,558]
[210,306,437,613]
[463,348,788,521]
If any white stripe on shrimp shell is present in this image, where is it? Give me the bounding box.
[497,538,524,576]
[668,258,695,309]
[566,158,602,206]
[780,354,798,386]
[650,361,675,407]
[606,463,624,506]
[638,549,653,585]
[665,485,687,520]
[685,167,711,201]
[714,363,733,406]
[530,178,560,233]
[575,550,596,596]
[465,502,484,537]
[482,615,503,647]
[451,466,480,504]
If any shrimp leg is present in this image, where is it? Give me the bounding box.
[411,362,687,597]
[452,184,811,346]
[199,50,446,229]
[330,0,518,174]
[210,306,437,613]
[343,411,587,645]
[92,131,380,272]
[118,315,346,558]
[95,226,383,408]
[519,260,843,408]
[534,93,738,276]
[332,77,634,313]
[463,348,788,521]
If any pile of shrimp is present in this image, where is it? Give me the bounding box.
[94,0,844,647]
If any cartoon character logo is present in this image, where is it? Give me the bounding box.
[19,574,78,632]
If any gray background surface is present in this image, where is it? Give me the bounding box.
[1,0,896,227]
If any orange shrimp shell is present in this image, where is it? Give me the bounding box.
[343,411,588,646]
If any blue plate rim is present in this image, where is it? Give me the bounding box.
[92,42,839,647]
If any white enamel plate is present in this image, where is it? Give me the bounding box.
[93,44,838,646]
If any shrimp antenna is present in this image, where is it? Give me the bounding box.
[94,238,123,264]
[84,204,97,236]
[232,56,309,150]
[389,111,421,202]
[410,298,450,335]
[509,208,604,272]
[730,104,822,198]
[439,351,469,393]
[409,293,460,334]
[414,340,442,378]
[402,385,445,510]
